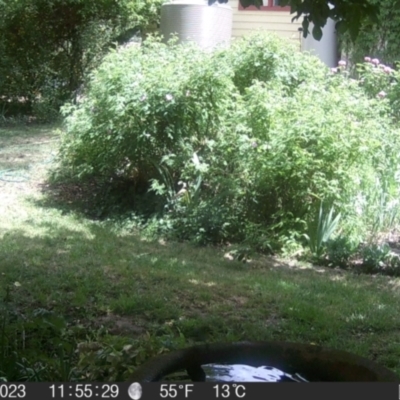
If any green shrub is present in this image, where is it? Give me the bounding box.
[347,58,400,122]
[304,203,341,259]
[56,32,400,253]
[325,236,359,269]
[360,243,392,273]
[243,73,400,238]
[0,0,164,121]
[59,37,235,181]
[229,33,327,94]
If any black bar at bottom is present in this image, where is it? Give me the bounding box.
[1,382,399,400]
[141,383,398,400]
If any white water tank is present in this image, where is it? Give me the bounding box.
[160,0,232,50]
[301,18,338,68]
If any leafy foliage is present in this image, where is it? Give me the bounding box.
[0,0,164,121]
[350,58,400,123]
[59,37,234,180]
[228,33,326,94]
[340,0,400,67]
[360,243,392,273]
[56,32,400,256]
[304,203,341,259]
[325,236,359,269]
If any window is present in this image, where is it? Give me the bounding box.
[238,0,290,11]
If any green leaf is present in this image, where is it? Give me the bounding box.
[301,19,310,38]
[312,24,323,41]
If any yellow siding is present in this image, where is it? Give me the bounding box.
[229,0,301,44]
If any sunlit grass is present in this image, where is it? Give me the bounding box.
[1,124,400,380]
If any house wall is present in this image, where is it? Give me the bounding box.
[229,0,302,46]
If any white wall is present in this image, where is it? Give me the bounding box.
[229,0,302,46]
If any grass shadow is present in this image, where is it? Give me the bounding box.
[2,123,400,379]
[2,216,400,378]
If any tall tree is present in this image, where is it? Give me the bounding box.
[340,0,400,66]
[0,0,163,118]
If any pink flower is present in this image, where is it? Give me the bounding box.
[384,66,393,74]
[372,58,380,65]
[364,56,371,62]
[338,60,346,67]
[165,94,173,101]
[330,67,338,73]
[377,91,387,98]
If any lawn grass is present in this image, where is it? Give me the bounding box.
[1,124,400,381]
